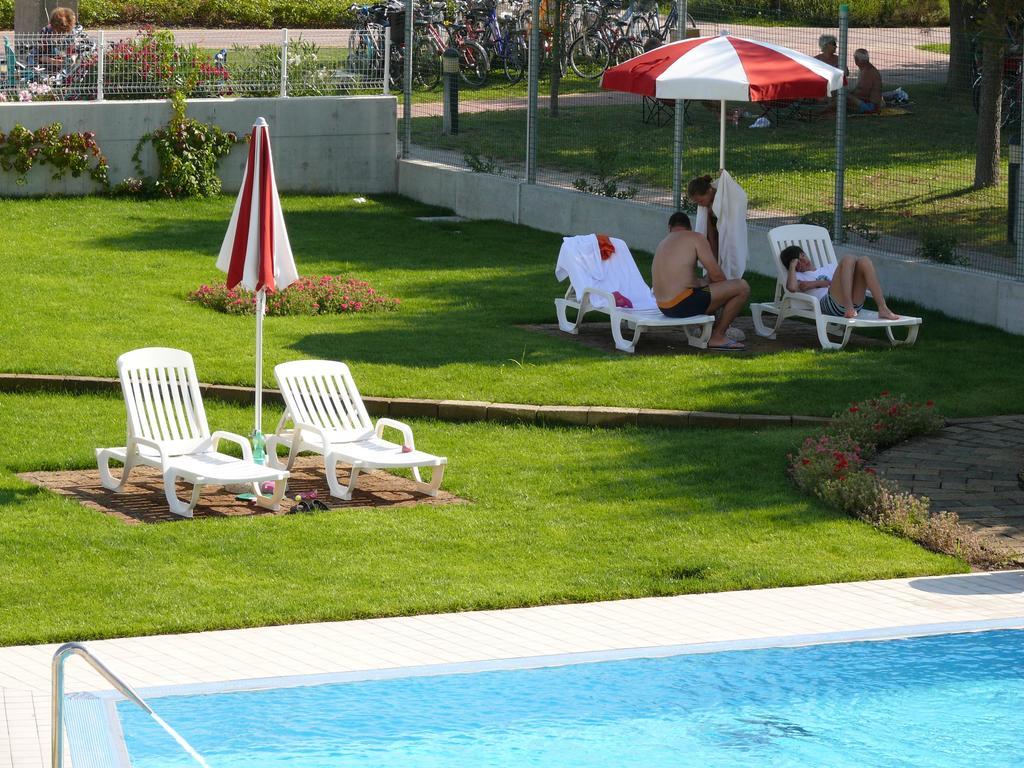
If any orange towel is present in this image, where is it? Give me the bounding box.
[596,233,615,261]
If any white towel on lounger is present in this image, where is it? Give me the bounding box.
[555,235,657,310]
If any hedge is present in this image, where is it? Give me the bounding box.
[0,0,949,29]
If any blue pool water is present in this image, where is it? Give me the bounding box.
[118,629,1024,767]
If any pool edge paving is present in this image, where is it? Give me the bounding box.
[2,571,1023,767]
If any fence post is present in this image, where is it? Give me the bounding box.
[525,0,541,183]
[402,0,413,159]
[383,26,391,95]
[280,28,289,97]
[833,4,848,243]
[95,31,104,101]
[672,0,687,209]
[1017,96,1024,276]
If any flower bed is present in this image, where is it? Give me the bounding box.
[788,394,1020,569]
[188,276,400,316]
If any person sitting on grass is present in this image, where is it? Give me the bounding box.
[848,48,882,114]
[814,34,847,76]
[653,212,750,351]
[779,245,900,320]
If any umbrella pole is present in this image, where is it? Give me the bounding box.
[254,289,265,453]
[719,100,726,171]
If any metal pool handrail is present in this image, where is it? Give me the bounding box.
[51,642,155,768]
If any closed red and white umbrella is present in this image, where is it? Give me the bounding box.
[602,34,844,168]
[216,117,299,457]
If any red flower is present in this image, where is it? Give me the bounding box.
[849,406,859,413]
[926,400,934,408]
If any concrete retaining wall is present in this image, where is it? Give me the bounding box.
[0,96,397,196]
[398,158,1024,335]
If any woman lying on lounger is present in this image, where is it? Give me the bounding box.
[779,246,900,320]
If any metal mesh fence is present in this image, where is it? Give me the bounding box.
[400,1,1024,281]
[1,28,387,102]
[404,0,530,178]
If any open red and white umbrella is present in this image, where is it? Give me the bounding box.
[602,34,844,168]
[215,117,299,458]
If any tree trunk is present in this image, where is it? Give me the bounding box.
[973,32,1005,188]
[945,0,975,93]
[549,0,562,116]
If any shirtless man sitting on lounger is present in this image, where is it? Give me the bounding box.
[653,212,751,350]
[780,246,900,320]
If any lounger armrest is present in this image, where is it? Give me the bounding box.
[207,430,254,461]
[578,287,616,310]
[129,436,168,465]
[375,417,415,450]
[783,290,819,311]
[291,420,334,453]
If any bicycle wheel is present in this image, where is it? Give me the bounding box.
[973,73,1019,127]
[568,33,610,79]
[458,39,490,87]
[502,37,527,84]
[412,37,441,90]
[611,37,643,66]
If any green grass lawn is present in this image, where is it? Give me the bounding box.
[915,43,950,54]
[414,83,1012,256]
[0,390,963,646]
[1,194,1021,417]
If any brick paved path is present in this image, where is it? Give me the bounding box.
[870,415,1024,547]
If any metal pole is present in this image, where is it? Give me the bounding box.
[672,0,687,208]
[834,4,848,243]
[383,27,391,95]
[1017,95,1024,275]
[95,31,104,101]
[402,0,413,159]
[53,643,155,768]
[526,0,541,183]
[280,28,289,97]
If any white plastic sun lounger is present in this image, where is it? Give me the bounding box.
[96,347,289,518]
[750,224,922,351]
[554,236,714,353]
[267,359,446,500]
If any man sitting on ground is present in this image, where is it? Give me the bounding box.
[780,246,899,320]
[653,212,750,350]
[848,48,882,114]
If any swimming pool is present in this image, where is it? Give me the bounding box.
[82,626,1024,767]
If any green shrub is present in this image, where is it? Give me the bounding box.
[687,0,947,26]
[916,229,969,267]
[132,92,239,197]
[0,0,13,28]
[78,0,355,27]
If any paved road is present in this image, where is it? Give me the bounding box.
[3,23,952,85]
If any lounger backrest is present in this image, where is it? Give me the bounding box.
[116,347,211,449]
[767,224,838,301]
[274,360,375,443]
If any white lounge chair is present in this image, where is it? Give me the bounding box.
[554,235,714,354]
[750,224,922,351]
[267,360,446,500]
[96,347,289,518]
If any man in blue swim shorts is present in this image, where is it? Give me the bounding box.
[847,49,882,114]
[780,245,900,320]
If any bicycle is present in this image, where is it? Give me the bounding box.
[468,0,527,84]
[566,0,643,79]
[412,2,490,89]
[347,3,406,90]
